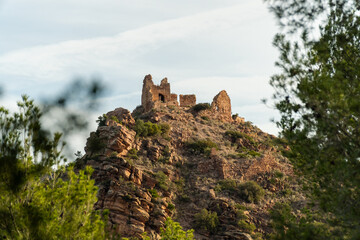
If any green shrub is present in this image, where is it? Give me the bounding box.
[194,209,219,234]
[215,179,238,192]
[160,218,194,240]
[149,189,159,199]
[133,119,170,137]
[269,203,333,240]
[252,232,263,240]
[216,180,265,203]
[201,116,210,121]
[159,146,171,163]
[236,206,257,234]
[185,139,218,155]
[244,121,254,128]
[236,148,262,159]
[87,132,106,153]
[122,194,133,202]
[178,194,191,203]
[274,170,285,179]
[225,131,257,145]
[155,171,171,191]
[167,202,175,211]
[192,103,211,112]
[159,123,170,134]
[110,115,120,123]
[238,220,256,233]
[237,181,265,204]
[96,114,107,126]
[126,148,138,160]
[247,150,262,157]
[235,203,248,211]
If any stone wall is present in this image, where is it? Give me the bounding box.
[179,94,196,107]
[153,78,171,103]
[141,75,179,112]
[141,75,155,112]
[211,90,232,122]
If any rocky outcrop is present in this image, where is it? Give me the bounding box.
[85,125,135,158]
[78,78,299,239]
[84,108,137,158]
[86,156,171,239]
[106,107,135,128]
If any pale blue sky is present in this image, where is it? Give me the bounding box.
[0,0,280,149]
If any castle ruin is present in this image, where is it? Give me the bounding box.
[141,74,236,122]
[141,74,196,112]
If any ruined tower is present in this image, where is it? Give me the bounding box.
[141,74,196,112]
[140,75,238,123]
[211,90,232,122]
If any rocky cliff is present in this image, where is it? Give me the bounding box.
[75,98,302,239]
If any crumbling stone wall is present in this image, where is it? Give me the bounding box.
[142,75,237,116]
[211,90,232,122]
[154,78,171,103]
[179,94,196,107]
[141,75,156,112]
[141,75,179,112]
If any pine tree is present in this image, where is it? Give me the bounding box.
[0,96,106,239]
[265,0,360,238]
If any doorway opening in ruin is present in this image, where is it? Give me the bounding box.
[159,94,165,102]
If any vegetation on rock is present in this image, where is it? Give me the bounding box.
[194,209,219,234]
[160,218,194,240]
[192,103,211,112]
[185,139,218,155]
[216,179,265,203]
[133,119,170,137]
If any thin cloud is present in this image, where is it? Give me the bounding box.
[0,2,266,83]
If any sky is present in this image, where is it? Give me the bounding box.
[0,0,280,152]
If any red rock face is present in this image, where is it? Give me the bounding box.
[82,107,174,239]
[106,107,135,128]
[86,156,170,239]
[84,124,136,158]
[78,79,298,240]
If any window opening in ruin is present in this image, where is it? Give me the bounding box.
[159,94,165,102]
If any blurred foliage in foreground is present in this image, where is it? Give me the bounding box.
[0,96,107,239]
[265,0,360,239]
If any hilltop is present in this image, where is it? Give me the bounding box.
[75,75,304,240]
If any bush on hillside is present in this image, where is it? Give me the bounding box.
[155,171,171,191]
[126,148,138,160]
[192,103,211,112]
[185,139,218,155]
[194,209,219,234]
[87,132,106,153]
[160,218,194,240]
[133,119,170,137]
[238,181,265,204]
[96,114,107,126]
[225,131,257,146]
[216,180,265,203]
